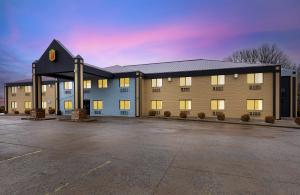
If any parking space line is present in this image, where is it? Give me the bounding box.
[0,150,42,163]
[54,182,69,193]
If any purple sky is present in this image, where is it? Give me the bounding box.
[0,0,300,99]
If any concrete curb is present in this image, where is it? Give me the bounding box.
[143,116,300,129]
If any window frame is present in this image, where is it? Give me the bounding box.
[83,80,92,89]
[120,78,130,88]
[24,86,32,93]
[247,73,264,84]
[179,77,192,87]
[210,99,225,111]
[98,79,108,88]
[247,99,263,111]
[11,101,17,109]
[93,100,103,110]
[11,86,17,94]
[24,101,32,109]
[211,75,225,85]
[151,100,163,110]
[151,78,163,88]
[119,100,130,110]
[179,100,192,110]
[42,101,47,109]
[64,82,73,90]
[64,100,73,110]
[42,85,47,93]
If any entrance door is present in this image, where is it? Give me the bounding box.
[83,100,90,115]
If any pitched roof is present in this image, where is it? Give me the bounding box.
[5,77,56,85]
[103,59,276,74]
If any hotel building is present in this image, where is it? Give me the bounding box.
[4,40,297,119]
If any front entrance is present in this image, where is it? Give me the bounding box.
[83,100,90,115]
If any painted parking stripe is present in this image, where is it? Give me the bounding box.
[0,150,42,163]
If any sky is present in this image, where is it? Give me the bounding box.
[0,0,300,100]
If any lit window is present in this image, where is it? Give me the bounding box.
[120,78,130,88]
[98,79,108,88]
[151,100,163,110]
[11,87,17,94]
[42,85,47,92]
[25,86,32,93]
[180,77,192,87]
[42,101,47,109]
[152,78,163,88]
[24,101,32,109]
[93,100,103,110]
[120,100,130,110]
[84,80,91,89]
[11,101,17,109]
[64,100,73,110]
[247,99,263,111]
[247,73,263,84]
[211,100,225,110]
[179,100,192,110]
[211,75,225,85]
[64,82,72,90]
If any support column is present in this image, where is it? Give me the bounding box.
[55,79,60,114]
[31,62,44,118]
[71,55,86,120]
[4,85,8,113]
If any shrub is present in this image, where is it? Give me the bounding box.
[198,112,205,119]
[24,109,31,115]
[241,114,250,122]
[48,108,55,114]
[265,116,275,124]
[57,110,62,115]
[216,112,225,121]
[14,110,19,115]
[295,117,300,125]
[164,111,171,117]
[179,111,187,118]
[149,110,157,116]
[0,106,4,113]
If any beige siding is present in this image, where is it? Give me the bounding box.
[7,84,56,114]
[142,73,274,119]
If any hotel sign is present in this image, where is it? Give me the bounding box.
[49,49,56,62]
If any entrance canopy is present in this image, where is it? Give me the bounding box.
[35,39,113,80]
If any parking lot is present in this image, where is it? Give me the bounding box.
[0,116,300,194]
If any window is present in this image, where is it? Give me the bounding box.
[25,86,32,93]
[180,77,192,87]
[84,80,91,89]
[247,73,263,84]
[64,100,73,110]
[11,87,17,94]
[42,85,47,92]
[179,100,192,110]
[119,100,130,110]
[93,100,103,110]
[98,79,108,88]
[211,100,225,110]
[11,101,17,109]
[151,100,162,110]
[42,101,47,109]
[211,75,225,85]
[24,101,32,109]
[247,99,263,111]
[64,82,72,90]
[152,78,163,88]
[120,78,130,88]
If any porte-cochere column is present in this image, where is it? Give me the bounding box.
[31,61,45,118]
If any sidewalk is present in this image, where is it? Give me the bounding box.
[144,116,300,129]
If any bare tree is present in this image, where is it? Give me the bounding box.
[226,44,293,69]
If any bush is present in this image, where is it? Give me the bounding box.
[0,106,4,113]
[295,117,300,125]
[57,110,62,115]
[149,110,157,116]
[48,107,55,114]
[164,111,171,117]
[216,112,225,121]
[198,112,205,119]
[24,109,31,115]
[241,114,250,122]
[265,116,275,124]
[179,111,187,118]
[14,110,19,115]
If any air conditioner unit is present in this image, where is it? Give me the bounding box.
[168,77,172,82]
